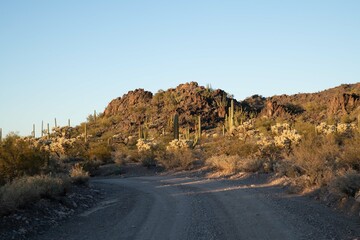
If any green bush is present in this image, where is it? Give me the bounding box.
[0,134,48,184]
[88,141,112,163]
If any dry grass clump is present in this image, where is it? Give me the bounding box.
[206,155,241,174]
[290,135,340,187]
[203,136,258,159]
[70,163,89,185]
[206,155,272,174]
[157,148,194,170]
[340,135,360,170]
[0,175,69,216]
[328,172,360,197]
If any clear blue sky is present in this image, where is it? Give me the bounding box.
[1,0,359,136]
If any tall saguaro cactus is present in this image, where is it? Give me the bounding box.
[138,125,145,139]
[94,110,97,123]
[54,118,57,128]
[197,115,202,139]
[68,119,71,127]
[0,128,2,142]
[230,99,234,131]
[32,124,35,138]
[47,123,50,138]
[84,123,88,143]
[41,121,44,137]
[174,113,179,140]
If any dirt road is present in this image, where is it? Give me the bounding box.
[34,174,360,240]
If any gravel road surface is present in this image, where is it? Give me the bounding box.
[34,174,360,240]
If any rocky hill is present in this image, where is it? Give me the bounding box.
[102,82,360,136]
[255,83,360,122]
[103,82,245,135]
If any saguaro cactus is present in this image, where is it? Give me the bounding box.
[174,113,179,140]
[32,124,35,138]
[54,118,57,128]
[68,119,71,127]
[230,99,234,131]
[197,115,202,139]
[47,123,50,138]
[138,125,144,139]
[94,110,97,123]
[0,128,2,142]
[184,126,190,140]
[84,123,88,143]
[41,121,44,137]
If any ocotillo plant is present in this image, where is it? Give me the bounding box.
[174,113,179,140]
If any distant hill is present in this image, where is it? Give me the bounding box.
[101,82,360,136]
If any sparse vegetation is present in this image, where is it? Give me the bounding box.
[0,175,69,216]
[2,82,360,215]
[70,163,89,185]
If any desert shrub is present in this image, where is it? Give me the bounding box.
[254,117,275,134]
[62,139,88,161]
[70,163,89,185]
[0,134,48,184]
[203,136,258,159]
[273,160,304,178]
[157,148,194,170]
[339,134,360,170]
[293,119,316,137]
[257,144,283,162]
[138,150,157,167]
[135,138,159,167]
[240,158,270,173]
[328,172,360,197]
[112,143,139,163]
[88,141,112,163]
[81,159,102,175]
[206,154,272,174]
[206,155,240,174]
[113,151,127,166]
[0,175,69,216]
[290,134,340,187]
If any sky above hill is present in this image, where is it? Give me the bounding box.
[0,0,359,136]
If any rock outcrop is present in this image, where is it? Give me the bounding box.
[329,93,360,115]
[101,81,360,136]
[103,82,243,134]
